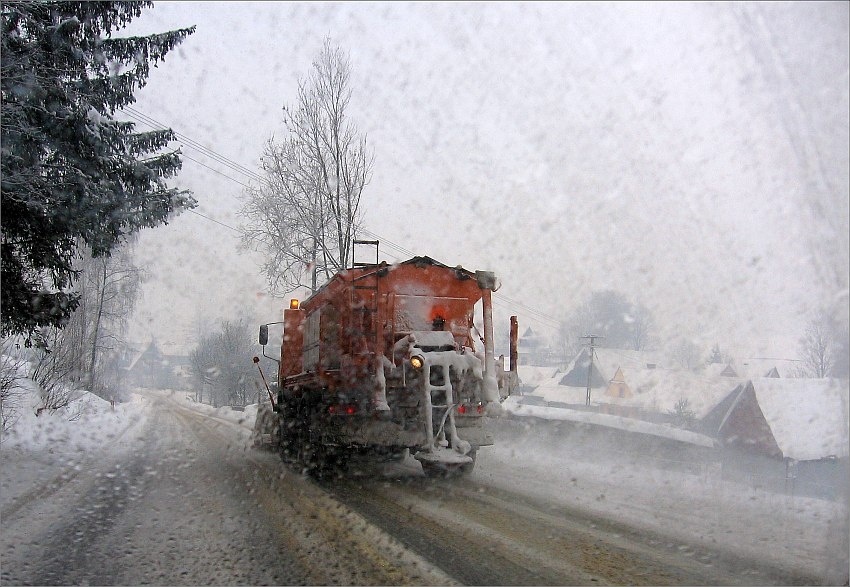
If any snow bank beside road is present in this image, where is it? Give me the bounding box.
[2,387,149,454]
[503,395,717,447]
[1,383,150,514]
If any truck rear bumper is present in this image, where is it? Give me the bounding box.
[452,424,493,447]
[328,418,493,448]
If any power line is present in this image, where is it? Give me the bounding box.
[187,209,243,234]
[124,106,263,182]
[180,154,253,189]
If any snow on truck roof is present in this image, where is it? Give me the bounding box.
[300,256,483,305]
[409,331,457,349]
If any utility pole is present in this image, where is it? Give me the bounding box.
[581,334,603,406]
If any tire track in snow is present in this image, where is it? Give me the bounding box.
[169,396,458,585]
[0,406,145,522]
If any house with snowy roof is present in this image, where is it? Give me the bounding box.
[124,338,191,390]
[704,362,739,378]
[516,364,561,393]
[701,377,849,462]
[517,346,849,459]
[558,347,672,388]
[529,350,743,424]
[516,327,558,366]
[733,357,801,379]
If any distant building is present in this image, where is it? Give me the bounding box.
[734,357,801,379]
[535,346,745,424]
[704,362,739,378]
[605,367,633,399]
[559,347,671,388]
[124,338,191,390]
[517,327,558,366]
[529,347,850,458]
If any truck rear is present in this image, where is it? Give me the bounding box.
[256,255,518,477]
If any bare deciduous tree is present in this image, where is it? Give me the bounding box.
[558,291,655,361]
[23,240,142,408]
[832,321,849,379]
[628,305,655,352]
[671,337,703,371]
[28,327,81,413]
[798,311,838,378]
[241,39,373,294]
[1,337,27,430]
[64,240,142,400]
[189,317,257,408]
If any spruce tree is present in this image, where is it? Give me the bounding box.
[1,1,196,343]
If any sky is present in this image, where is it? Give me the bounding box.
[119,1,850,359]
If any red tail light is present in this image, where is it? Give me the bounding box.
[457,403,485,415]
[328,403,358,415]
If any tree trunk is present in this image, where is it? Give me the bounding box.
[87,260,108,393]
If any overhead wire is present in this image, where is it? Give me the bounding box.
[123,107,565,329]
[124,106,263,182]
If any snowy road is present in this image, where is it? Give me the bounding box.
[323,456,827,585]
[2,389,844,585]
[1,391,451,585]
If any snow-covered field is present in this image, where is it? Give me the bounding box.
[477,415,849,584]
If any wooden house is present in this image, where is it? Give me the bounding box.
[702,378,849,461]
[605,367,633,399]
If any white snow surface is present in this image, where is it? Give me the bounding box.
[516,365,562,387]
[502,396,718,448]
[750,377,850,461]
[525,368,741,418]
[474,419,849,583]
[2,383,149,455]
[1,378,151,510]
[3,375,847,583]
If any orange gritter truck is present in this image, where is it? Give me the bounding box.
[254,251,518,477]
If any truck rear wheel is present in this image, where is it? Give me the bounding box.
[297,398,350,479]
[277,403,301,464]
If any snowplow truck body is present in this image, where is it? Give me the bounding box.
[268,256,517,475]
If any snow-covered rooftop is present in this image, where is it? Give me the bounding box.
[528,368,742,419]
[750,378,850,461]
[589,347,674,376]
[735,358,801,379]
[516,365,561,387]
